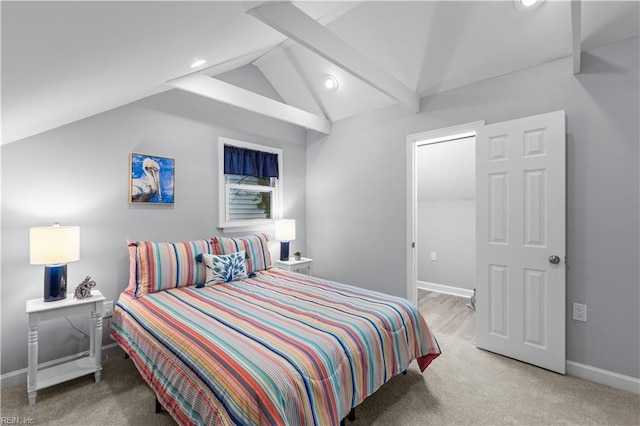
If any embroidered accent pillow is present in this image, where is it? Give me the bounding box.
[201,251,248,285]
[127,239,212,297]
[211,234,272,274]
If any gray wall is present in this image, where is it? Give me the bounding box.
[307,37,639,379]
[416,136,476,290]
[1,66,308,375]
[417,200,475,290]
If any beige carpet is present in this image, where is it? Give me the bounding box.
[1,333,638,425]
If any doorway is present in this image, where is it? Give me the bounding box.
[407,121,483,342]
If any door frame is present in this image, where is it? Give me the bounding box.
[406,121,485,305]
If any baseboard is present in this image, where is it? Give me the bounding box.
[566,360,640,395]
[418,281,474,299]
[1,343,122,389]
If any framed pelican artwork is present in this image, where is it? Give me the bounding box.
[129,153,175,204]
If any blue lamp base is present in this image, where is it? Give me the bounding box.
[280,241,290,261]
[44,264,67,302]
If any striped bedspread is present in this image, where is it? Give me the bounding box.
[111,269,440,425]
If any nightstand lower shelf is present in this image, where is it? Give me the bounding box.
[33,356,101,391]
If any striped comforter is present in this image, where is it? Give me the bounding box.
[111,269,440,425]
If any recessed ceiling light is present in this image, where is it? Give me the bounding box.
[514,0,544,12]
[324,75,339,91]
[190,59,207,69]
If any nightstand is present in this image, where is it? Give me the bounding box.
[25,290,105,405]
[274,257,313,275]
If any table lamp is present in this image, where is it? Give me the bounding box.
[275,219,295,261]
[30,223,80,302]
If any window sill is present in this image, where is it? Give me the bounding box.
[218,223,274,235]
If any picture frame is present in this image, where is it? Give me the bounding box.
[129,153,175,204]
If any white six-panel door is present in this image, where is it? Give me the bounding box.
[475,110,566,374]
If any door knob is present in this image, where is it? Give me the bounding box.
[548,255,561,264]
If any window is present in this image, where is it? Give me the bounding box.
[218,137,283,230]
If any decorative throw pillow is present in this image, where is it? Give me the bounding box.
[127,239,212,297]
[201,251,248,286]
[211,234,272,274]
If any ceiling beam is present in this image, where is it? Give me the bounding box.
[201,46,275,78]
[571,0,582,74]
[247,1,420,113]
[167,73,331,134]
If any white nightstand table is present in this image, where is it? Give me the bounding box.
[25,290,105,405]
[274,257,313,275]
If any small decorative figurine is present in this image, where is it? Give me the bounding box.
[74,276,96,299]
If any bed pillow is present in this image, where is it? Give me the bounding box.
[211,233,272,274]
[200,251,248,286]
[127,239,212,297]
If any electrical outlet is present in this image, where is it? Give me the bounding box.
[573,303,587,322]
[103,301,114,318]
[430,252,437,261]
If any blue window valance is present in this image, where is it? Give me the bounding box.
[224,145,279,179]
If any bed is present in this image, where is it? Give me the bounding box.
[111,235,440,425]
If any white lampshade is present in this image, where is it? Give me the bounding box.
[30,225,80,265]
[275,219,296,242]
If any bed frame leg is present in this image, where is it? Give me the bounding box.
[124,353,130,359]
[348,407,356,421]
[155,396,162,413]
[402,369,407,375]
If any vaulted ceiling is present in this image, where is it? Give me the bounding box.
[2,1,639,144]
